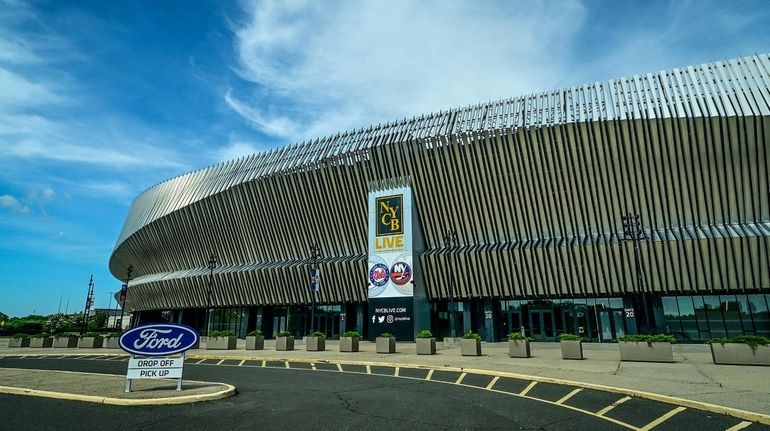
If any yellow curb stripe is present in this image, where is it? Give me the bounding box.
[425,369,434,381]
[519,381,537,396]
[485,376,499,390]
[639,406,686,431]
[597,396,632,416]
[726,421,754,431]
[238,360,245,367]
[455,372,467,385]
[556,388,583,405]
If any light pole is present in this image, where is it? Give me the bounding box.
[622,213,651,332]
[205,253,217,336]
[117,265,133,330]
[309,244,322,334]
[444,229,458,338]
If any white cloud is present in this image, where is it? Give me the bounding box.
[227,0,587,141]
[0,194,29,214]
[216,139,262,162]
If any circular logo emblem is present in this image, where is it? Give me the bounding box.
[386,315,394,323]
[389,262,412,286]
[369,263,389,287]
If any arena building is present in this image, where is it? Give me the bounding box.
[110,54,770,342]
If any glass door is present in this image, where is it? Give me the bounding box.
[562,306,590,339]
[529,310,555,340]
[598,309,627,341]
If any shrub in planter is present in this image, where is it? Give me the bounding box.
[78,332,104,349]
[53,334,78,348]
[707,335,770,366]
[306,331,326,351]
[8,334,30,348]
[340,331,360,352]
[206,331,236,350]
[507,333,532,358]
[246,330,265,350]
[276,331,295,351]
[559,334,584,360]
[617,334,675,363]
[416,329,436,355]
[376,332,396,354]
[29,333,53,348]
[461,331,482,356]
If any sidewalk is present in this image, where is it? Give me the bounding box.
[2,338,768,415]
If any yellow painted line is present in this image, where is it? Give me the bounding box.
[336,363,343,372]
[284,361,290,369]
[596,396,632,416]
[556,388,583,405]
[216,359,225,365]
[485,376,499,390]
[725,421,754,431]
[261,360,266,368]
[425,369,434,381]
[195,359,206,364]
[238,360,245,367]
[455,373,467,385]
[639,406,686,431]
[365,365,371,375]
[519,381,538,396]
[394,367,400,377]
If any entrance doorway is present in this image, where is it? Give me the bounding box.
[598,309,627,341]
[498,310,523,340]
[562,305,591,340]
[528,309,555,340]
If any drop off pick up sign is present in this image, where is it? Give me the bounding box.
[119,323,199,392]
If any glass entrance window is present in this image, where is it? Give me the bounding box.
[661,294,770,341]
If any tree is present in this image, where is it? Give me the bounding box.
[89,312,108,330]
[0,312,8,326]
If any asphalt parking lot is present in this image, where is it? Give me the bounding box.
[0,355,768,431]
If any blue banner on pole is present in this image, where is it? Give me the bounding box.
[309,268,320,292]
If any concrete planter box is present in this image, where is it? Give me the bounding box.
[339,337,359,352]
[206,336,236,350]
[78,336,103,349]
[508,340,531,358]
[30,337,53,348]
[416,338,436,355]
[246,336,265,350]
[561,340,583,360]
[103,337,121,349]
[619,341,674,363]
[306,336,326,351]
[53,336,78,348]
[461,338,482,356]
[710,343,770,366]
[376,337,396,354]
[276,336,294,351]
[8,338,30,348]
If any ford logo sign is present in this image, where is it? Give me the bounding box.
[119,323,199,356]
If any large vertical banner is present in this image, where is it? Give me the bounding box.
[368,187,414,340]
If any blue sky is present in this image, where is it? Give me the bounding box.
[1,0,768,317]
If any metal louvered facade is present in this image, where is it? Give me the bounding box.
[111,54,770,341]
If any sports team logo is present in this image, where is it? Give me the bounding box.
[369,263,389,287]
[389,262,412,285]
[375,194,403,236]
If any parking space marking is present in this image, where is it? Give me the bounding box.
[725,421,753,431]
[485,376,499,390]
[310,363,316,370]
[195,358,206,364]
[238,360,245,367]
[455,373,467,385]
[519,381,538,396]
[639,406,686,431]
[365,365,371,374]
[336,363,343,372]
[394,367,400,377]
[425,369,434,381]
[216,359,225,365]
[261,360,266,368]
[596,396,632,416]
[284,361,290,369]
[556,388,583,405]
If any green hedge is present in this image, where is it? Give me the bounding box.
[208,330,233,338]
[618,334,676,343]
[247,330,264,337]
[507,333,532,341]
[277,331,292,337]
[559,333,583,341]
[342,331,361,338]
[416,329,433,339]
[462,331,481,340]
[706,335,769,350]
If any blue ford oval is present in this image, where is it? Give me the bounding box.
[119,323,199,356]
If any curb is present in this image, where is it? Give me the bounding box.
[0,368,236,406]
